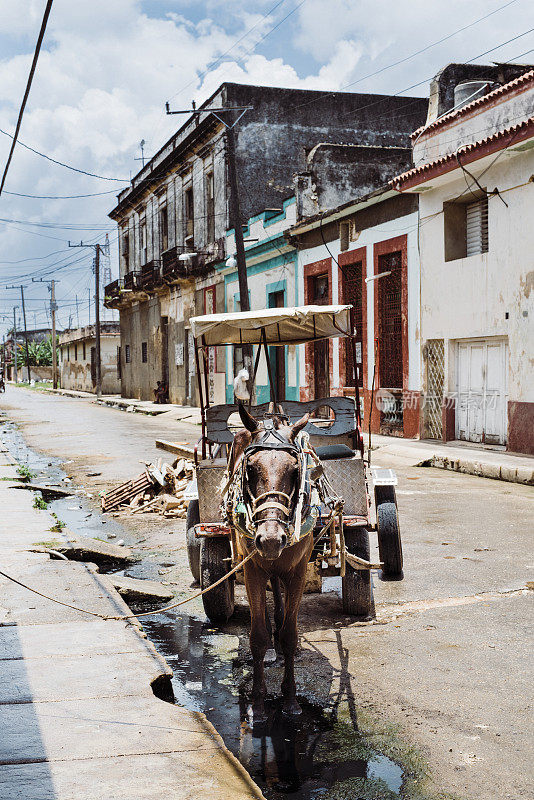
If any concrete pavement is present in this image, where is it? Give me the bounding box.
[0,445,264,799]
[27,383,534,485]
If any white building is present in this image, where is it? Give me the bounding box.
[58,323,121,395]
[392,67,534,454]
[290,188,421,438]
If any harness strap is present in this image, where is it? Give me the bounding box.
[252,489,293,509]
[252,500,291,518]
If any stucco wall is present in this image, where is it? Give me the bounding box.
[417,148,534,405]
[59,335,120,394]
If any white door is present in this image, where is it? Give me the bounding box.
[456,339,507,445]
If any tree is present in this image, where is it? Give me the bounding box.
[17,335,57,367]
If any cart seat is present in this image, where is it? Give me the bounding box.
[314,444,354,460]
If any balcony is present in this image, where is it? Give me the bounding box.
[123,271,140,291]
[161,247,188,282]
[140,259,161,290]
[104,279,122,307]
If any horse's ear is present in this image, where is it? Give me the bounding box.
[238,402,259,433]
[289,413,309,441]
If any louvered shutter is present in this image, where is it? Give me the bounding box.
[466,197,488,256]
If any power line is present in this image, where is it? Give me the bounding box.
[0,0,54,199]
[4,188,124,200]
[0,127,129,183]
[295,0,524,108]
[336,28,534,122]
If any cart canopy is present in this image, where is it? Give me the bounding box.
[190,304,352,346]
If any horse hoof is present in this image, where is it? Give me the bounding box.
[282,700,302,716]
[247,702,267,724]
[264,648,277,664]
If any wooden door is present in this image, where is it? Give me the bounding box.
[161,316,169,387]
[456,339,507,444]
[268,290,286,403]
[312,274,330,401]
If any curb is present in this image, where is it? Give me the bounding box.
[419,454,534,486]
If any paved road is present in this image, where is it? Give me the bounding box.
[1,385,533,800]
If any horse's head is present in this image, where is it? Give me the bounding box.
[237,403,309,560]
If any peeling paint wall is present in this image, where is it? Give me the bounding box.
[59,330,120,395]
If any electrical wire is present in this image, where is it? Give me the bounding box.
[295,0,524,108]
[0,127,129,183]
[4,189,125,200]
[0,0,54,199]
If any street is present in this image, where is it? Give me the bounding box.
[1,384,532,800]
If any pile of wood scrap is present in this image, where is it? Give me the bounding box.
[101,458,194,518]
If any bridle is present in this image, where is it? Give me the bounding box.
[225,419,311,544]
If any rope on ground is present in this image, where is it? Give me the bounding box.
[0,549,257,621]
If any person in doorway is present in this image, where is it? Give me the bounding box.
[154,381,169,404]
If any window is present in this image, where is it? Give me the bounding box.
[117,346,121,379]
[141,341,148,363]
[159,205,168,253]
[140,217,147,265]
[444,195,488,261]
[184,186,194,247]
[205,172,215,243]
[121,229,130,273]
[82,342,86,360]
[67,345,70,361]
[74,344,78,361]
[125,344,131,363]
[466,197,489,256]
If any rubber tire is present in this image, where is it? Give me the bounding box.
[186,500,201,583]
[377,501,403,577]
[342,527,373,618]
[200,536,235,624]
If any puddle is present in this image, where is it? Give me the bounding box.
[0,419,128,545]
[144,613,405,800]
[1,415,406,799]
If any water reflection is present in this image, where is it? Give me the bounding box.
[145,613,404,800]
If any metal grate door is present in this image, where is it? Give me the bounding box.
[424,339,444,439]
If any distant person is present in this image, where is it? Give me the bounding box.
[154,381,169,404]
[0,373,5,393]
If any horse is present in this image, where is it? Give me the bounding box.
[228,403,312,719]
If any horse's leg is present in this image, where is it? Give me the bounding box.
[271,576,285,651]
[244,558,270,719]
[279,551,309,715]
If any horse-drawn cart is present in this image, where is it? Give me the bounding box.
[186,304,403,623]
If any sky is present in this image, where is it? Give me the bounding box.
[0,0,532,337]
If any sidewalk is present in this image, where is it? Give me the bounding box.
[366,432,534,485]
[0,445,263,799]
[26,385,534,485]
[41,386,202,422]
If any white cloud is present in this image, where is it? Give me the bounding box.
[0,0,532,333]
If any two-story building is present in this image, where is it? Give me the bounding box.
[391,64,534,454]
[106,82,427,405]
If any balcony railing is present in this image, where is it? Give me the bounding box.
[104,279,122,303]
[140,259,161,289]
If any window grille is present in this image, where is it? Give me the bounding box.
[466,197,488,256]
[141,342,148,363]
[125,344,131,364]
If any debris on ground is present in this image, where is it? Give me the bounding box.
[104,575,174,603]
[31,532,135,566]
[100,457,194,518]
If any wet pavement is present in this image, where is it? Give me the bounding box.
[1,412,408,800]
[2,386,533,800]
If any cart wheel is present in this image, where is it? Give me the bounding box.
[200,536,235,624]
[342,527,373,618]
[377,501,403,578]
[186,500,201,583]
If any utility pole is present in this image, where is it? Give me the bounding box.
[32,277,58,389]
[12,306,18,383]
[165,99,254,398]
[226,125,253,397]
[7,286,30,382]
[69,241,102,398]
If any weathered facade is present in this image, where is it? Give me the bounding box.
[106,82,427,404]
[392,65,534,454]
[58,323,121,394]
[289,187,420,438]
[218,198,298,404]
